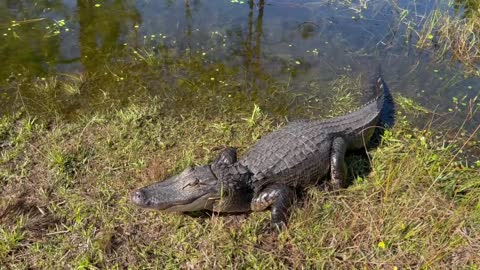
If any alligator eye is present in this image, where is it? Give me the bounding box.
[191,178,200,186]
[182,178,200,189]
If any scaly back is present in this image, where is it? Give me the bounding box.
[315,76,386,137]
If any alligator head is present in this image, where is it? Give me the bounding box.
[131,148,253,213]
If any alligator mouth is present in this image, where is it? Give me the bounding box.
[162,194,218,212]
[131,189,217,212]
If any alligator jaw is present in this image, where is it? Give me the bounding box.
[131,165,219,212]
[131,189,214,212]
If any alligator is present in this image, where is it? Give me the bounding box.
[131,74,393,229]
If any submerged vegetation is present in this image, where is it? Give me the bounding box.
[1,0,480,268]
[334,0,480,75]
[414,1,480,75]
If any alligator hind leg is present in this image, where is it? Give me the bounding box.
[328,136,348,191]
[251,184,294,229]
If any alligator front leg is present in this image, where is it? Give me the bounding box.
[328,136,348,190]
[251,184,294,229]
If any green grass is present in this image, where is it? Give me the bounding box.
[1,85,479,268]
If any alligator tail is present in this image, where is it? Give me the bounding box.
[366,66,396,148]
[375,67,395,128]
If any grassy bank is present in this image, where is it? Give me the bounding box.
[1,1,480,268]
[1,86,479,268]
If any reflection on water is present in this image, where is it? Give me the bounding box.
[77,0,140,71]
[0,0,140,76]
[244,0,264,81]
[0,0,479,128]
[0,1,63,79]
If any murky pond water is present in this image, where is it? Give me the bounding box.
[1,0,479,129]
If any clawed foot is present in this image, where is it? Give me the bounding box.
[271,220,287,232]
[321,182,343,193]
[261,220,287,234]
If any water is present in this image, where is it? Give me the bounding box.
[0,0,479,129]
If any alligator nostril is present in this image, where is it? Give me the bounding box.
[131,190,145,205]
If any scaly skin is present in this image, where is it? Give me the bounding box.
[131,75,393,229]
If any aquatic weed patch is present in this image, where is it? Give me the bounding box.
[328,0,480,75]
[415,7,480,75]
[383,0,480,76]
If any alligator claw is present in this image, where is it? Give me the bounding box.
[271,220,287,231]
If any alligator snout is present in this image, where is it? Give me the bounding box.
[131,190,147,206]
